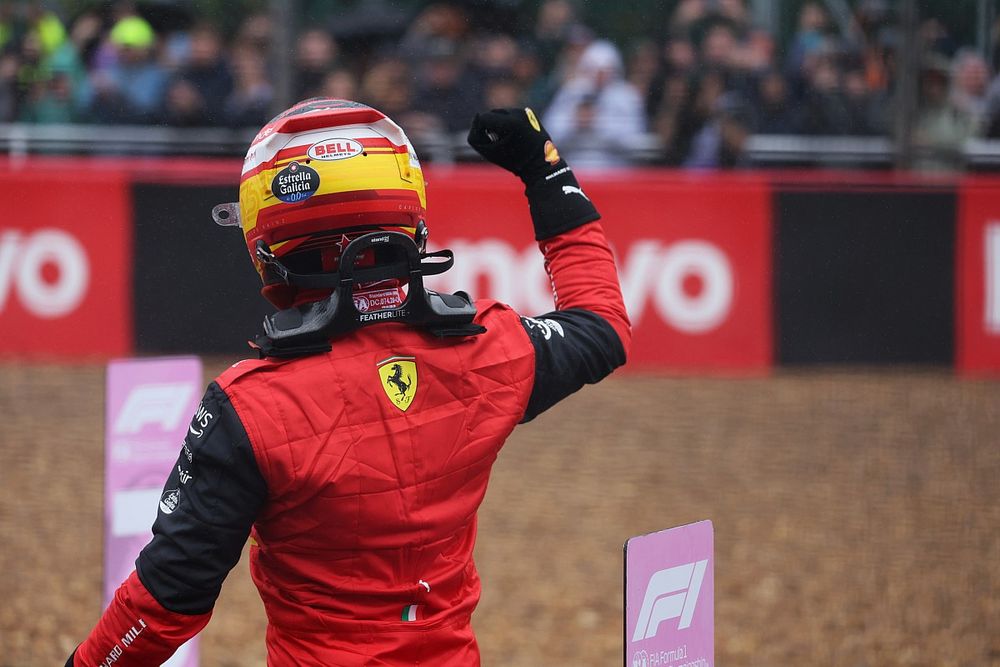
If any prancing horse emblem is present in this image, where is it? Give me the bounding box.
[377,356,418,411]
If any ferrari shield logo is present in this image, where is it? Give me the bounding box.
[377,356,417,411]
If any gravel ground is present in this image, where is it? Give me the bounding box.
[1,362,997,666]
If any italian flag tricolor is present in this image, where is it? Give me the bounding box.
[401,604,422,622]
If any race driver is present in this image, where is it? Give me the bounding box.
[67,99,630,666]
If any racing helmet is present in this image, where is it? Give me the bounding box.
[213,98,427,308]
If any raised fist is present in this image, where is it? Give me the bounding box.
[467,108,565,185]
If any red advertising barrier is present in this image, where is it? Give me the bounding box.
[424,168,773,371]
[957,178,1000,373]
[0,164,131,358]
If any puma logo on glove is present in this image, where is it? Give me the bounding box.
[562,185,590,201]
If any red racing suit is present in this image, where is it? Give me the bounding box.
[70,210,629,665]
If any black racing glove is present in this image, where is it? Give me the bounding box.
[468,107,600,240]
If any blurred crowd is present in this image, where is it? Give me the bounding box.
[3,0,1000,167]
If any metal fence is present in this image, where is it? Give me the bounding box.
[4,122,1000,170]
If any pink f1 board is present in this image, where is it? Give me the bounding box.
[625,520,714,667]
[105,356,203,667]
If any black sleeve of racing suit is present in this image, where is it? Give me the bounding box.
[519,221,632,423]
[135,382,267,614]
[520,309,626,421]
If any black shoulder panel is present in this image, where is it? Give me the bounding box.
[135,382,267,614]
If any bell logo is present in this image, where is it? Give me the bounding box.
[0,229,90,318]
[308,138,363,161]
[631,559,708,642]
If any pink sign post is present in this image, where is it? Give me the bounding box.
[625,520,714,667]
[105,357,203,667]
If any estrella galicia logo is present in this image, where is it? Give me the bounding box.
[271,160,319,203]
[159,488,181,514]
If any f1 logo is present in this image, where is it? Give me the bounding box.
[631,559,708,641]
[112,382,196,434]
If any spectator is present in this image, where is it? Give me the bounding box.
[717,0,751,34]
[412,40,481,134]
[684,92,752,168]
[645,34,696,122]
[851,0,892,93]
[360,56,446,157]
[473,33,519,80]
[235,13,271,55]
[400,2,471,61]
[650,70,691,162]
[786,2,831,76]
[224,43,272,128]
[471,34,530,110]
[19,38,91,123]
[913,55,976,171]
[161,23,232,126]
[89,15,167,124]
[669,0,709,38]
[67,9,106,70]
[510,45,551,111]
[0,52,17,121]
[698,20,756,98]
[543,40,646,168]
[483,76,523,110]
[950,49,990,131]
[752,69,795,134]
[295,28,338,100]
[532,0,577,73]
[359,57,412,118]
[734,26,776,74]
[983,70,1000,138]
[918,17,957,60]
[23,3,67,58]
[626,39,661,116]
[842,64,877,135]
[670,67,727,163]
[547,23,594,90]
[793,52,853,135]
[319,68,358,101]
[7,5,71,113]
[701,21,739,71]
[0,4,14,53]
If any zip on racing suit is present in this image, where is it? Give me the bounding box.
[68,108,631,666]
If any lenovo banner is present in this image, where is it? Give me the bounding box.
[958,179,1000,373]
[423,169,773,371]
[130,170,773,371]
[0,165,131,358]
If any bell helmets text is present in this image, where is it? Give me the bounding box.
[308,138,364,161]
[0,229,90,318]
[435,238,734,334]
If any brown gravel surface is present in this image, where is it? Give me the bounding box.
[1,362,998,667]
